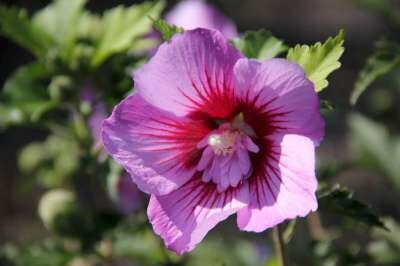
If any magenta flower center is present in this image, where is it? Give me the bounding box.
[196,116,260,192]
[207,130,238,156]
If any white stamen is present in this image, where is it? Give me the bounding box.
[207,131,238,156]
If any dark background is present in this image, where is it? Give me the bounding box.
[0,0,398,244]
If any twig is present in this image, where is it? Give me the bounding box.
[272,224,289,266]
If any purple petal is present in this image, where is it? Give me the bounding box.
[237,134,318,232]
[79,86,97,103]
[117,172,145,214]
[148,178,249,255]
[134,29,242,117]
[233,58,324,144]
[88,102,108,146]
[102,93,209,196]
[166,0,238,39]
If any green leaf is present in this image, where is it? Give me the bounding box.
[0,240,75,266]
[265,257,279,266]
[32,0,87,60]
[106,160,123,202]
[0,104,24,126]
[0,5,54,57]
[18,134,80,188]
[188,235,261,266]
[349,113,400,189]
[111,223,168,264]
[1,62,59,124]
[318,184,387,230]
[232,29,287,60]
[152,18,184,41]
[91,1,165,67]
[357,0,400,26]
[350,40,400,105]
[3,62,49,102]
[368,218,400,263]
[357,0,392,14]
[287,30,345,92]
[19,142,49,173]
[77,11,101,40]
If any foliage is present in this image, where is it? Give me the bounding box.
[349,113,400,189]
[0,6,54,57]
[287,30,345,92]
[1,0,398,265]
[91,1,164,66]
[232,29,287,60]
[350,40,400,105]
[0,241,75,266]
[367,218,400,264]
[152,18,184,41]
[32,0,86,61]
[318,184,387,230]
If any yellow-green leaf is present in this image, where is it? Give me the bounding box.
[287,30,345,92]
[91,1,165,67]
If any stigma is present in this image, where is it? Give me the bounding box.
[207,131,239,156]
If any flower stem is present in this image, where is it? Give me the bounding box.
[307,212,327,241]
[272,224,289,266]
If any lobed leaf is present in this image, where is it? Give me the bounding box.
[232,29,287,60]
[151,18,184,41]
[1,62,61,125]
[91,1,165,67]
[0,5,54,57]
[287,30,345,92]
[77,11,101,41]
[32,0,87,61]
[318,184,387,230]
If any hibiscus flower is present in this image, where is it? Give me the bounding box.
[102,28,324,255]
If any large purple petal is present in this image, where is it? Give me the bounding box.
[148,178,249,255]
[237,134,318,232]
[233,58,324,144]
[134,29,242,117]
[102,94,209,196]
[117,172,145,214]
[166,0,238,39]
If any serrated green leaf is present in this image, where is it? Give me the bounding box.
[152,18,184,41]
[350,41,400,105]
[32,0,87,61]
[318,184,387,230]
[91,1,165,67]
[0,5,54,57]
[287,30,345,92]
[232,29,287,60]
